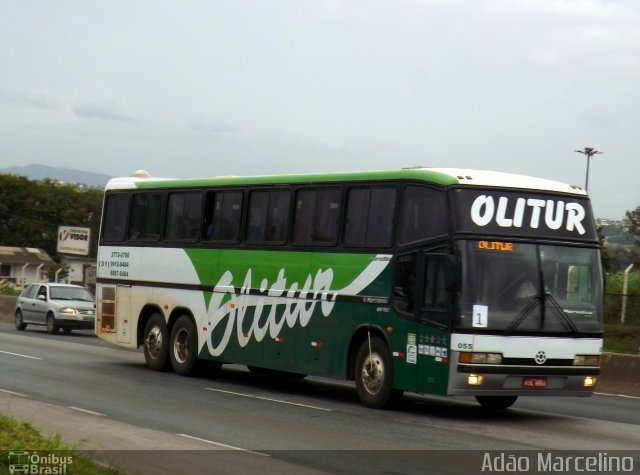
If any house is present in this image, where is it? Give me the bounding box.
[0,246,56,287]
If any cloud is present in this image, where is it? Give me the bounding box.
[190,117,237,134]
[73,99,135,122]
[532,24,640,77]
[0,87,58,110]
[404,0,640,76]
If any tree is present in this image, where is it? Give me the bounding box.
[0,174,103,258]
[625,206,640,268]
[598,225,615,273]
[628,206,640,240]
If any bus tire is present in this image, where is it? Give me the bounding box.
[355,336,397,409]
[169,315,201,376]
[475,395,518,410]
[143,313,170,371]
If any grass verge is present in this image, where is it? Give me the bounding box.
[604,324,640,355]
[0,414,123,474]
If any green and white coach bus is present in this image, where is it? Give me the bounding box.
[96,168,603,409]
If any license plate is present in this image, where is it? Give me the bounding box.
[523,377,548,388]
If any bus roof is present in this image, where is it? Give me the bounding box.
[105,167,587,196]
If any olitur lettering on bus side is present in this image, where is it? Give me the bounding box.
[205,267,337,357]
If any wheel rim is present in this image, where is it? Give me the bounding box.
[16,312,22,326]
[361,352,385,395]
[145,325,163,359]
[47,316,54,331]
[173,328,190,364]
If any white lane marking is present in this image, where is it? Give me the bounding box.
[176,433,270,457]
[204,387,331,412]
[595,392,640,400]
[0,350,42,360]
[68,406,106,417]
[0,388,27,397]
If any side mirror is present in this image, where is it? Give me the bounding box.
[37,294,47,301]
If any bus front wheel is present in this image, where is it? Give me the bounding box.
[355,336,401,408]
[475,395,518,410]
[143,313,169,371]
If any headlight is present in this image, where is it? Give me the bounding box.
[459,352,503,364]
[60,307,78,316]
[573,355,600,366]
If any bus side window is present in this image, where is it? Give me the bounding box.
[247,189,291,243]
[344,186,396,246]
[397,186,448,245]
[293,188,341,245]
[165,191,202,241]
[203,190,243,242]
[129,193,163,240]
[315,188,341,243]
[101,193,129,242]
[393,253,417,315]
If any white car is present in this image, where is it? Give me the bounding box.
[15,283,95,334]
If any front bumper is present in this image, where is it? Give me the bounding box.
[55,314,96,330]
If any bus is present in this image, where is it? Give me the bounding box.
[96,168,603,410]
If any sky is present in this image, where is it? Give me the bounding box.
[0,0,638,219]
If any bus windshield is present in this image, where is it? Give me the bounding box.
[455,240,603,335]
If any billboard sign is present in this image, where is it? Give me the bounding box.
[57,226,91,256]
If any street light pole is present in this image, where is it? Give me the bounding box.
[574,147,602,191]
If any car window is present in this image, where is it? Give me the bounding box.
[49,286,94,302]
[36,286,47,300]
[23,285,38,299]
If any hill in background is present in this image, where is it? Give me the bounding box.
[0,164,112,188]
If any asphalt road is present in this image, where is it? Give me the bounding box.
[1,322,639,475]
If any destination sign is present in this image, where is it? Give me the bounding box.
[453,189,597,241]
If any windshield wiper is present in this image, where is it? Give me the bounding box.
[503,293,581,336]
[544,292,580,336]
[503,296,541,335]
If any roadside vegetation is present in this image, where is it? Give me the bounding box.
[604,325,640,354]
[0,285,20,296]
[603,268,640,354]
[0,174,102,259]
[0,414,123,474]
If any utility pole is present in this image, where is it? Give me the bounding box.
[574,147,602,191]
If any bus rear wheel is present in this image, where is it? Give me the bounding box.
[169,315,201,376]
[355,336,401,408]
[475,395,518,410]
[143,313,169,371]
